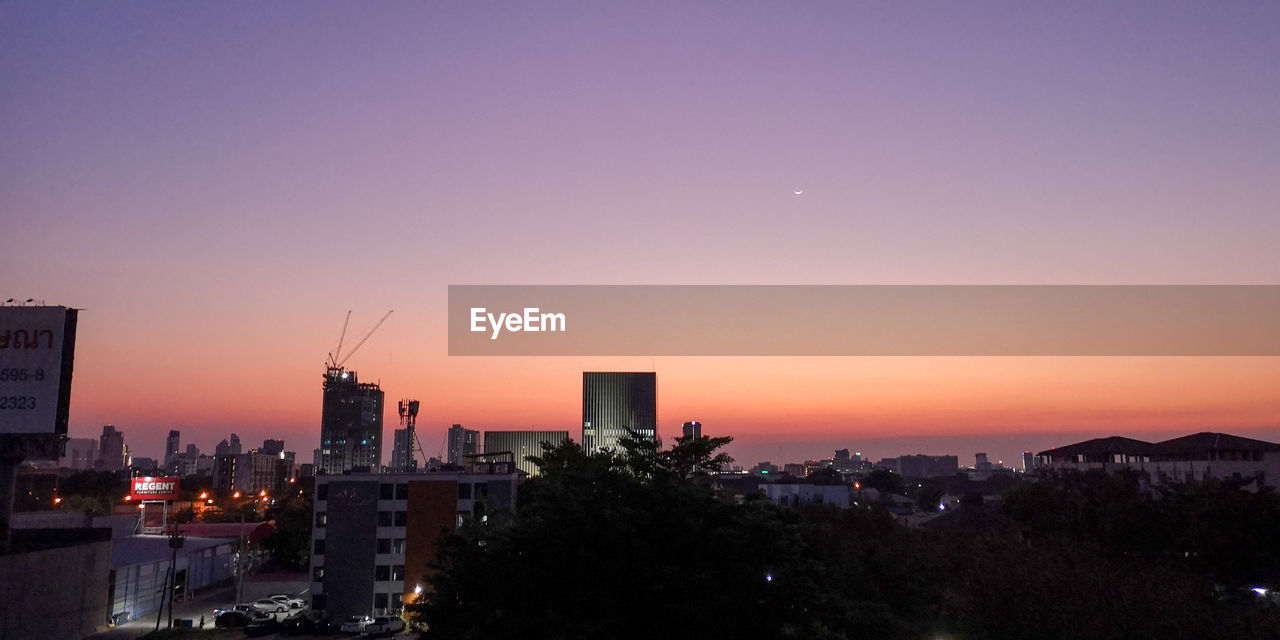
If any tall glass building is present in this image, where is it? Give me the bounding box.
[582,372,656,454]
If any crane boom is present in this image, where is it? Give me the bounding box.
[335,309,394,369]
[329,310,352,369]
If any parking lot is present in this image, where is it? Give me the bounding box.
[84,586,414,640]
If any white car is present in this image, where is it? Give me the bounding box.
[251,598,287,613]
[365,616,406,636]
[268,594,307,609]
[340,615,374,634]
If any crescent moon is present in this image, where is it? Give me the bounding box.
[793,189,804,195]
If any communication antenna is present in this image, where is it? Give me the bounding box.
[397,399,422,471]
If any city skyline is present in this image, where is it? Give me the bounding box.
[4,2,1278,468]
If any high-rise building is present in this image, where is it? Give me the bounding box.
[1021,451,1035,473]
[482,430,570,476]
[446,424,478,466]
[165,430,181,464]
[229,433,242,455]
[262,439,285,455]
[97,425,125,471]
[975,452,990,470]
[318,368,385,474]
[582,372,657,454]
[61,438,97,470]
[391,429,412,472]
[681,420,702,440]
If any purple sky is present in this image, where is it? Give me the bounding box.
[3,2,1278,467]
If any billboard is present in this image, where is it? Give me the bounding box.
[0,306,77,435]
[130,476,181,501]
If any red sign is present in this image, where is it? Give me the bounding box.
[130,476,180,501]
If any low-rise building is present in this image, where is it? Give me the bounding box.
[309,471,519,621]
[1037,432,1280,486]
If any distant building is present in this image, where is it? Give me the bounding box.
[261,439,285,455]
[96,425,125,471]
[215,434,243,456]
[749,461,780,476]
[309,471,519,621]
[682,420,702,439]
[446,424,478,466]
[582,372,657,454]
[61,438,97,470]
[763,483,850,508]
[482,430,570,476]
[129,457,158,474]
[1021,451,1035,473]
[164,430,180,465]
[894,454,959,478]
[1037,432,1280,486]
[391,428,413,472]
[783,463,807,477]
[974,452,989,470]
[317,368,385,474]
[212,450,292,496]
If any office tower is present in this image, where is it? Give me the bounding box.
[184,443,199,457]
[165,430,180,464]
[318,368,385,474]
[681,421,702,440]
[229,433,242,454]
[1021,451,1034,473]
[975,452,989,470]
[482,430,570,476]
[446,424,478,466]
[97,425,125,471]
[582,372,657,454]
[262,439,285,455]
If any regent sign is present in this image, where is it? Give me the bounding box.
[131,477,181,501]
[0,306,77,435]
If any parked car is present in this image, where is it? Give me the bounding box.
[279,611,324,636]
[252,598,287,613]
[243,614,282,637]
[214,610,255,628]
[340,615,374,634]
[365,616,406,637]
[268,594,308,609]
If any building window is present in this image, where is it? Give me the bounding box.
[475,482,489,498]
[380,483,394,500]
[391,593,403,611]
[375,565,390,581]
[377,538,391,554]
[391,565,405,581]
[316,484,328,500]
[374,593,388,610]
[395,483,408,499]
[458,483,472,499]
[315,512,327,528]
[313,539,325,555]
[313,566,324,581]
[378,511,392,526]
[392,538,405,554]
[394,511,407,526]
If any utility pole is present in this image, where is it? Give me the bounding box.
[167,523,184,628]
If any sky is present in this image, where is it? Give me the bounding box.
[3,2,1278,468]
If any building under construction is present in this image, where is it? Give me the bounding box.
[317,368,385,475]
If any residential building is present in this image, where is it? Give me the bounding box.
[308,471,519,621]
[164,430,180,465]
[446,424,478,466]
[1037,432,1280,486]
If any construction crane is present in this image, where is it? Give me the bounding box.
[326,310,394,372]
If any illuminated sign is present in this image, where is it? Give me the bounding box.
[130,476,181,501]
[0,306,77,435]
